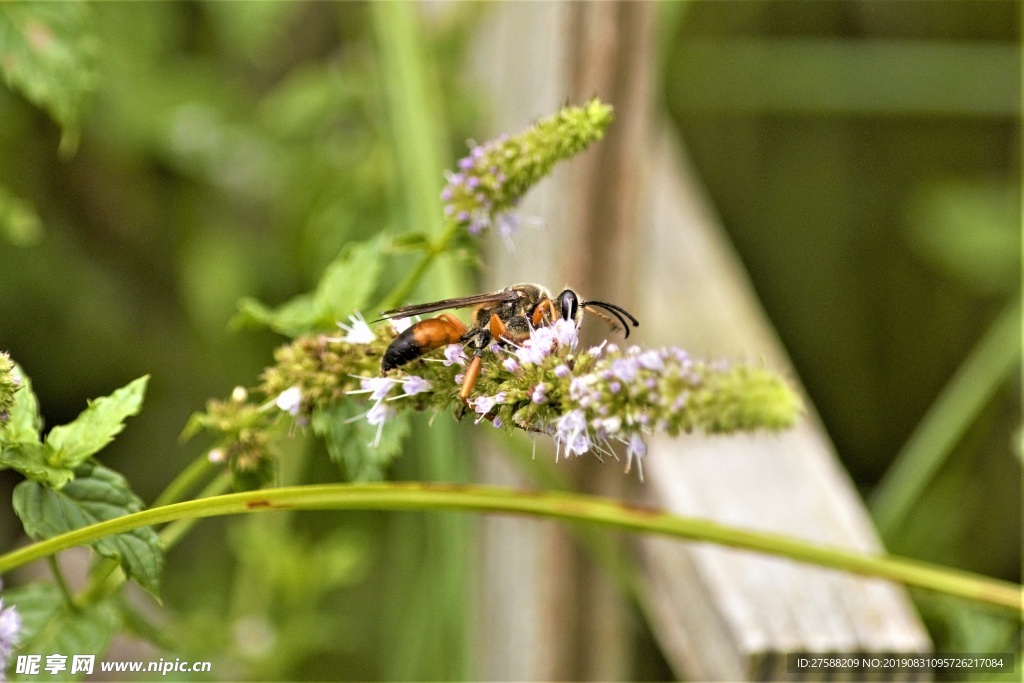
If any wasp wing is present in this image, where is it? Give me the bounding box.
[378,289,521,320]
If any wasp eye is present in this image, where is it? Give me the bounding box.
[557,290,579,321]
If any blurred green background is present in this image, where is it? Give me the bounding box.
[0,1,1019,680]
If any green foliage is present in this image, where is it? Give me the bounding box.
[0,1,96,152]
[4,583,120,682]
[1,368,161,597]
[312,404,411,482]
[235,236,386,336]
[44,376,148,470]
[0,373,148,487]
[2,1,1015,678]
[0,443,73,491]
[13,462,163,596]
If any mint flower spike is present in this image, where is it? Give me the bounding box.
[237,314,799,481]
[442,98,614,238]
[461,323,803,479]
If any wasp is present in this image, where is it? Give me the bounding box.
[378,283,639,403]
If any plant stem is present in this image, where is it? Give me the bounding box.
[1,482,1020,615]
[157,470,232,550]
[871,301,1021,536]
[47,555,76,609]
[376,223,461,312]
[151,453,218,509]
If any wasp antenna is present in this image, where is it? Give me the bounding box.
[585,300,640,327]
[582,303,632,338]
[583,300,640,334]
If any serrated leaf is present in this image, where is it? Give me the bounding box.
[312,402,409,482]
[12,462,163,596]
[0,442,73,488]
[45,375,148,468]
[1,362,41,445]
[4,582,119,681]
[0,1,97,152]
[233,236,384,336]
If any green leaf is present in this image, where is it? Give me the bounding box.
[312,402,409,482]
[233,236,384,336]
[0,442,73,488]
[234,293,322,337]
[12,462,164,596]
[45,375,148,469]
[0,183,43,245]
[4,583,119,681]
[0,1,97,152]
[312,235,385,323]
[1,363,41,445]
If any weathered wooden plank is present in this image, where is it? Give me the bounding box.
[635,129,932,679]
[469,2,932,680]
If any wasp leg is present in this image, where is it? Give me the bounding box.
[532,297,557,326]
[381,314,467,373]
[459,354,483,406]
[490,312,534,344]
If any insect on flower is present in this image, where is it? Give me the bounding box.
[377,283,639,404]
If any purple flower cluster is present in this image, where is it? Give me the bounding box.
[554,345,702,477]
[441,136,519,238]
[462,320,787,478]
[440,99,614,243]
[0,579,21,676]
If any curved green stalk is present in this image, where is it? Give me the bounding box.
[1,482,1020,615]
[871,301,1021,535]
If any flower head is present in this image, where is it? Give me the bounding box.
[443,344,467,367]
[390,316,414,335]
[0,590,21,676]
[336,311,377,345]
[442,99,613,239]
[274,386,303,416]
[349,377,398,402]
[393,375,432,398]
[554,410,592,460]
